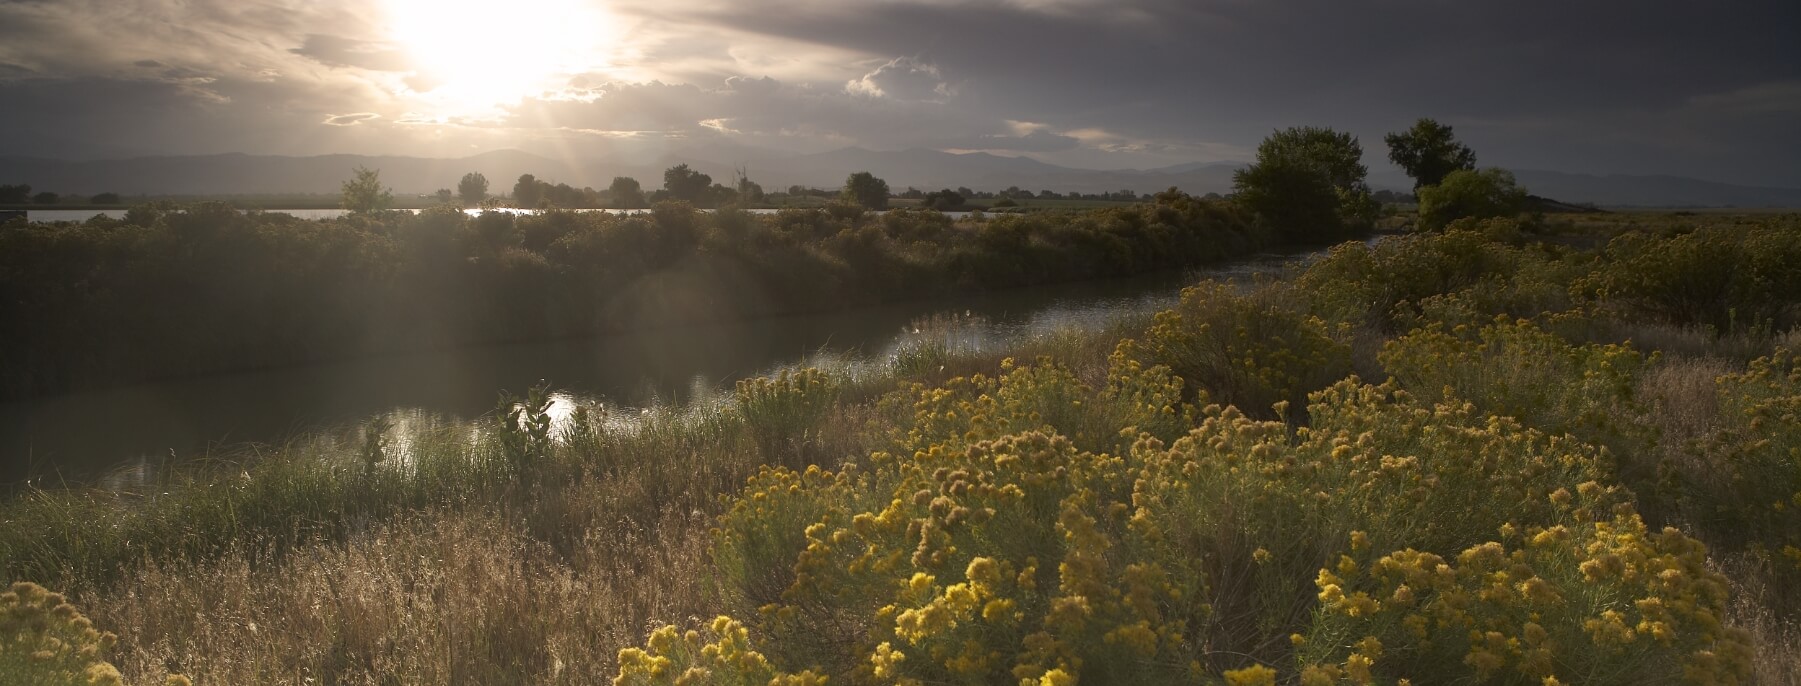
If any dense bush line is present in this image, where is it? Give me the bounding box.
[0,193,1275,400]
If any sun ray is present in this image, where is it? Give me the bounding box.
[383,0,618,116]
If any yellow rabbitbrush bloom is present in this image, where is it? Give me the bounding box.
[668,352,1751,685]
[612,616,828,686]
[0,582,125,686]
[1301,515,1752,684]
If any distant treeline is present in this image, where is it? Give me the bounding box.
[0,192,1296,400]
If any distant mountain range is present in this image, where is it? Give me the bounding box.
[3,149,1799,209]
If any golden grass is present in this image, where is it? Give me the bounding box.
[92,505,711,684]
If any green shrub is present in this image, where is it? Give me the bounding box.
[1415,167,1527,232]
[1582,225,1801,333]
[1297,228,1533,330]
[496,382,556,481]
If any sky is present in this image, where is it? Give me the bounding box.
[0,0,1797,186]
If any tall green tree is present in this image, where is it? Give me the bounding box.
[662,164,712,203]
[458,172,489,206]
[514,174,543,208]
[1232,126,1377,243]
[1385,118,1477,190]
[842,171,890,210]
[340,166,393,213]
[609,177,646,209]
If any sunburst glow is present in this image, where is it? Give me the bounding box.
[385,0,617,115]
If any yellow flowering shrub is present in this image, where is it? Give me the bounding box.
[884,351,1194,458]
[613,616,827,686]
[0,582,191,686]
[712,464,847,610]
[1681,349,1801,616]
[1296,228,1527,330]
[1,581,123,686]
[1137,281,1351,419]
[1301,512,1753,684]
[685,347,1712,682]
[740,427,1196,683]
[1378,316,1659,494]
[737,368,843,459]
[1137,377,1622,663]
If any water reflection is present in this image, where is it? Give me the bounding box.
[21,207,981,223]
[0,251,1312,485]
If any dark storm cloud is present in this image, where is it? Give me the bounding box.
[0,0,1797,185]
[619,0,1801,183]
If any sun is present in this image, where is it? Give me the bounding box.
[384,0,617,115]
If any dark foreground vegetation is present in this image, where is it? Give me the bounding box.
[0,193,1283,401]
[5,205,1801,683]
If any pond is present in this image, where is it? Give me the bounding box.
[0,249,1323,485]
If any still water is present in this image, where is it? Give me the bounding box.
[0,253,1310,485]
[21,208,980,223]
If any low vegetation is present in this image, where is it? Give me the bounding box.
[5,199,1801,682]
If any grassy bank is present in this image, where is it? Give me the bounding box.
[6,211,1801,683]
[0,193,1280,401]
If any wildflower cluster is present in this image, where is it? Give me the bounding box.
[1379,316,1657,482]
[657,344,1738,685]
[885,353,1193,458]
[1138,281,1351,418]
[736,368,843,459]
[1302,510,1753,683]
[0,581,123,686]
[1137,377,1623,661]
[613,616,827,686]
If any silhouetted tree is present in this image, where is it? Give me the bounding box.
[31,191,59,205]
[663,164,712,203]
[458,172,490,206]
[340,166,392,213]
[1232,126,1376,243]
[90,192,121,205]
[0,184,28,204]
[514,174,542,208]
[609,176,646,209]
[1417,168,1527,231]
[733,167,765,204]
[435,189,454,204]
[1385,118,1477,190]
[924,188,965,210]
[842,171,890,209]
